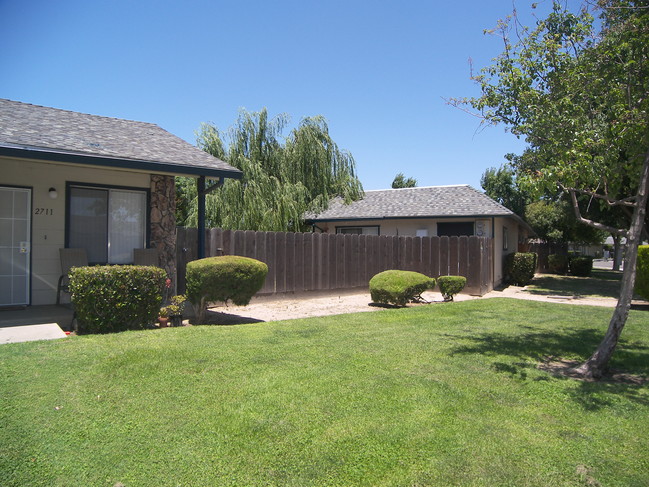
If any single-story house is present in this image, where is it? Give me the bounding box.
[1,99,241,307]
[306,185,534,287]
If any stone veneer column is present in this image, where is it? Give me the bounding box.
[150,175,177,287]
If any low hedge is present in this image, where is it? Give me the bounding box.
[548,253,569,275]
[636,245,649,300]
[186,255,268,323]
[70,265,166,334]
[437,276,467,302]
[504,252,537,286]
[569,255,594,277]
[369,270,435,307]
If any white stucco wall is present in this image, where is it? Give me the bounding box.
[3,157,150,305]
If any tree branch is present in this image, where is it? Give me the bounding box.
[563,186,637,207]
[568,189,628,236]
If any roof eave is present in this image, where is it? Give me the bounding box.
[306,213,517,223]
[0,144,243,180]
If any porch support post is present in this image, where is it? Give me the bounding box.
[197,176,224,259]
[197,176,206,259]
[150,174,177,284]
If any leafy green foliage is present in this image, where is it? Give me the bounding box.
[525,199,606,244]
[548,254,569,275]
[480,163,529,217]
[161,294,186,317]
[177,109,363,232]
[525,200,567,243]
[453,1,648,240]
[69,266,166,334]
[569,256,594,277]
[369,270,435,306]
[504,252,537,286]
[635,245,649,300]
[437,276,467,301]
[453,2,649,377]
[186,256,268,322]
[391,173,417,188]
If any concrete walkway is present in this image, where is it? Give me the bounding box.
[0,323,68,344]
[0,305,73,345]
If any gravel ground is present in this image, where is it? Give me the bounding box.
[198,281,645,325]
[201,288,479,324]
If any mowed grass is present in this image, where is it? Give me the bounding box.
[1,299,648,486]
[526,269,623,299]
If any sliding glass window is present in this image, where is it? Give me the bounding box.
[68,186,147,264]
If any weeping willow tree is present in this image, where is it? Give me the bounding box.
[177,108,363,232]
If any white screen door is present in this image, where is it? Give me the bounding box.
[0,187,31,306]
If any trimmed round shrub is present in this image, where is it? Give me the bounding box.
[548,253,569,275]
[70,265,166,334]
[569,255,594,277]
[186,255,268,323]
[504,252,537,286]
[369,270,435,307]
[437,275,467,302]
[635,245,649,300]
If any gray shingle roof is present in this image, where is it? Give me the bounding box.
[307,185,515,220]
[0,98,241,178]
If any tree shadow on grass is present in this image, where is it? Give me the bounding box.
[449,326,649,410]
[189,309,265,326]
[525,274,621,299]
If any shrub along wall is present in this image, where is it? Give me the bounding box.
[504,252,537,286]
[69,265,166,334]
[636,245,649,300]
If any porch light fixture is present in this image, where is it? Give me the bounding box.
[48,187,58,199]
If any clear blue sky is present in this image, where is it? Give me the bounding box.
[0,0,544,191]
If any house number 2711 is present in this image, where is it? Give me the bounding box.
[34,208,54,216]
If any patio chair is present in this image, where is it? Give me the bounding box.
[133,248,160,267]
[56,248,88,305]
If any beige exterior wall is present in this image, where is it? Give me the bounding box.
[316,217,495,238]
[3,157,151,305]
[492,217,520,287]
[315,216,522,288]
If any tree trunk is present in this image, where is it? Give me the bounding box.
[571,148,649,379]
[612,234,623,271]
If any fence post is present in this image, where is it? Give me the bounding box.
[421,237,431,277]
[303,233,314,291]
[466,237,481,294]
[449,236,459,276]
[265,232,276,294]
[439,237,449,276]
[294,232,305,292]
[275,232,286,293]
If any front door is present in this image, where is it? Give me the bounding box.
[0,186,31,306]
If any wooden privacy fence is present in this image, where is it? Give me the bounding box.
[176,228,494,296]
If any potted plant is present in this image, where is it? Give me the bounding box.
[166,295,186,327]
[158,306,170,328]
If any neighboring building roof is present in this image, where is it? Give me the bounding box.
[0,98,241,179]
[307,185,519,221]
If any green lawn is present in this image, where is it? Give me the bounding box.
[1,299,648,486]
[525,269,623,299]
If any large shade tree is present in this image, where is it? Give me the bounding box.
[452,0,649,379]
[391,173,418,188]
[480,161,529,217]
[177,109,363,232]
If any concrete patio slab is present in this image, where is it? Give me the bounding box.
[0,305,74,329]
[0,323,68,344]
